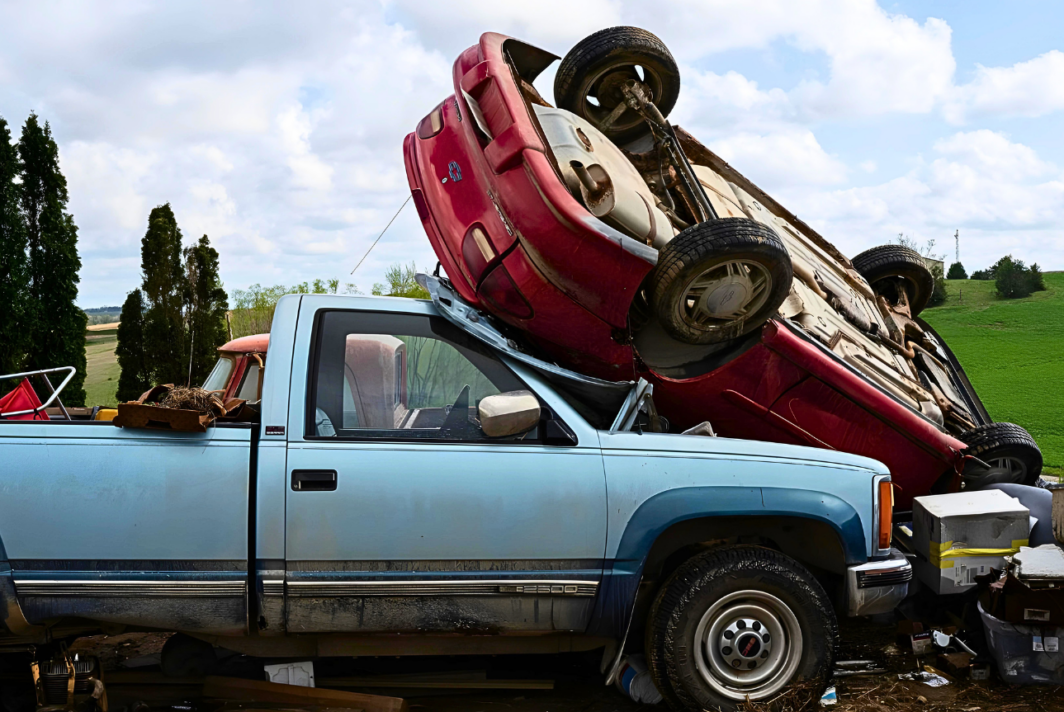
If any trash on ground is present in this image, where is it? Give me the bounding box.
[613,654,662,704]
[897,670,951,687]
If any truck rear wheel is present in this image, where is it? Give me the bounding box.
[648,218,793,345]
[645,546,836,711]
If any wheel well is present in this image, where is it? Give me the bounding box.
[627,515,846,651]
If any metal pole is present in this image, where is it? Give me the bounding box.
[187,328,195,387]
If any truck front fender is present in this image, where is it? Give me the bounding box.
[587,485,867,638]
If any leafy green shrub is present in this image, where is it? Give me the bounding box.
[947,262,967,279]
[994,256,1033,299]
[970,269,994,280]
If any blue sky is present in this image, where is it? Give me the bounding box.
[1,1,1061,307]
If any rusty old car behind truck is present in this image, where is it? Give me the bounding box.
[0,282,908,710]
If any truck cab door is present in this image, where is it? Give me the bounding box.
[282,305,607,634]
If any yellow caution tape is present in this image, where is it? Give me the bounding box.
[928,539,1028,568]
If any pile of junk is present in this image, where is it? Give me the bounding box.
[403,24,1062,687]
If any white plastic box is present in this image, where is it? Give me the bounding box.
[912,490,1029,595]
[264,660,315,687]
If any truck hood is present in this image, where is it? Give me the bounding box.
[600,429,890,475]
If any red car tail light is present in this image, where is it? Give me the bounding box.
[416,103,445,139]
[479,264,533,320]
[461,225,496,280]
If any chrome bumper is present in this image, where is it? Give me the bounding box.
[846,549,912,617]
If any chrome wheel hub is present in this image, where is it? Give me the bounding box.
[693,590,803,701]
[681,260,772,327]
[718,617,773,671]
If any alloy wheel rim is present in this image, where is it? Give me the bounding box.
[678,260,772,330]
[692,589,804,701]
[965,455,1028,486]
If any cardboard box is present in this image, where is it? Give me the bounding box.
[912,490,1029,595]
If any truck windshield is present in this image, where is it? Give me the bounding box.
[202,356,234,393]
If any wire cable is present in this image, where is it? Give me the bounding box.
[350,194,411,275]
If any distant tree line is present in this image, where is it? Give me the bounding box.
[0,113,86,404]
[115,205,228,401]
[228,261,429,338]
[947,256,1046,300]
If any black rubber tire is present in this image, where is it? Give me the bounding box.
[645,546,836,711]
[852,244,934,316]
[960,422,1043,488]
[648,218,793,345]
[555,26,680,145]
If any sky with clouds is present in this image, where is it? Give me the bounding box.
[2,0,1062,307]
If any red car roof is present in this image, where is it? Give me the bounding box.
[218,333,269,354]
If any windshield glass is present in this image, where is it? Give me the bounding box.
[202,356,234,393]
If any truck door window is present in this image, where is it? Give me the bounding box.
[307,311,534,441]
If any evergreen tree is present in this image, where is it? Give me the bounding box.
[947,262,967,280]
[115,290,149,402]
[140,204,187,385]
[18,114,86,405]
[1029,263,1046,292]
[0,116,30,383]
[184,235,229,385]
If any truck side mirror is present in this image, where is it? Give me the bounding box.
[478,391,541,438]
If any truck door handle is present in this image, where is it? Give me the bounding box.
[291,470,337,491]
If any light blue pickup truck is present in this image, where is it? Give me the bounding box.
[0,276,909,710]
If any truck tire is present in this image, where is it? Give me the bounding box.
[852,244,934,315]
[960,422,1043,488]
[645,546,836,711]
[648,218,793,345]
[554,26,680,145]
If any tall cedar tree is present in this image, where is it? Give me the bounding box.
[184,235,229,385]
[0,116,30,383]
[18,114,87,405]
[115,289,149,401]
[140,204,187,385]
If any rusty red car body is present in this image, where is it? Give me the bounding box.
[404,32,972,507]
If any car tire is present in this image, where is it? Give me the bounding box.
[648,218,793,345]
[554,26,680,145]
[645,546,836,711]
[852,244,934,315]
[960,422,1043,488]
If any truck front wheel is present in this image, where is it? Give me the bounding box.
[645,546,836,711]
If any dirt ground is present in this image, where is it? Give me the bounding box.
[26,615,1064,712]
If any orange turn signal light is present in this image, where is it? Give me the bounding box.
[878,480,895,550]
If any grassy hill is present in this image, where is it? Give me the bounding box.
[83,327,119,407]
[922,272,1064,478]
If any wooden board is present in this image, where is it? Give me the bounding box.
[203,677,406,712]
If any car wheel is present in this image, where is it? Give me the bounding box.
[646,546,836,711]
[648,218,793,345]
[960,422,1043,488]
[554,26,680,145]
[852,244,934,315]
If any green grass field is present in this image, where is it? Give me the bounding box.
[84,330,119,407]
[922,272,1064,478]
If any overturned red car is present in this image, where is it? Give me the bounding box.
[403,27,1042,508]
